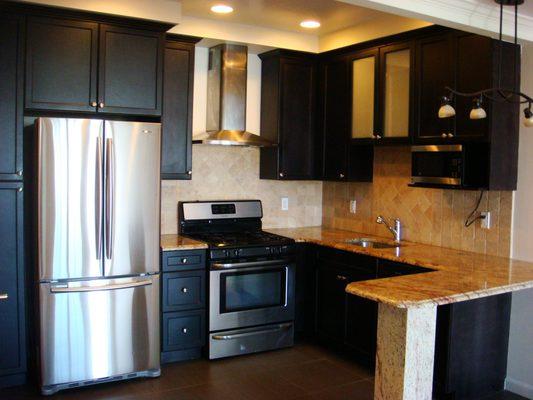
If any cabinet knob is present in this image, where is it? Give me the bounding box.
[182,328,188,334]
[187,170,192,175]
[0,293,8,300]
[18,187,23,193]
[91,101,97,107]
[339,173,345,179]
[447,133,454,138]
[16,170,23,176]
[336,275,347,281]
[279,172,284,178]
[181,258,187,263]
[376,135,382,140]
[181,287,188,293]
[98,102,105,109]
[441,133,447,138]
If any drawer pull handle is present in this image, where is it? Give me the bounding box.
[336,275,347,281]
[181,287,188,293]
[182,328,188,334]
[0,293,8,300]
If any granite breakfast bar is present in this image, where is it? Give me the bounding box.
[266,227,533,400]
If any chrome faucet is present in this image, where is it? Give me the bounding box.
[376,215,401,243]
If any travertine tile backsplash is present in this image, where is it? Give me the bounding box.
[322,147,513,257]
[161,145,323,234]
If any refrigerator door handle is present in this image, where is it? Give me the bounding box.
[105,138,115,260]
[95,136,103,260]
[50,279,152,293]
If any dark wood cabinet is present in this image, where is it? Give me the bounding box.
[259,50,318,180]
[161,35,199,179]
[415,32,519,145]
[98,24,163,116]
[161,249,207,364]
[25,16,98,112]
[25,12,168,116]
[0,182,26,388]
[0,14,24,181]
[434,293,511,399]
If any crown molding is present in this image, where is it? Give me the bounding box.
[337,0,533,42]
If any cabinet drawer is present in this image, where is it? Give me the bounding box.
[162,270,205,312]
[162,250,205,272]
[317,246,376,276]
[377,259,433,278]
[162,310,205,352]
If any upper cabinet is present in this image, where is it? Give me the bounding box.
[259,50,318,180]
[25,15,168,116]
[0,14,23,181]
[415,32,519,144]
[161,35,200,180]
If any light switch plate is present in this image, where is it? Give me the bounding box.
[281,197,289,211]
[350,200,357,214]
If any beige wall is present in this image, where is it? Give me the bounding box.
[506,42,533,399]
[322,147,512,257]
[161,146,322,234]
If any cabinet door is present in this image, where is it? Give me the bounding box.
[279,58,316,179]
[25,17,98,112]
[345,295,377,365]
[161,41,194,179]
[0,14,23,180]
[98,24,163,116]
[415,34,454,142]
[315,263,349,342]
[454,33,492,141]
[0,183,25,378]
[351,48,379,142]
[378,42,414,144]
[322,59,349,181]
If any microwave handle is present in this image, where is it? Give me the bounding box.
[211,259,291,270]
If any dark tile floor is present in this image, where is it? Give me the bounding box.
[0,343,527,400]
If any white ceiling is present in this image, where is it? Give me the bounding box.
[180,0,390,35]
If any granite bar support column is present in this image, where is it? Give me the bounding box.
[374,303,437,400]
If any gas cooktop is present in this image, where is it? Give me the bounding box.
[184,230,293,249]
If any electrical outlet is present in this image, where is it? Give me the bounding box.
[349,200,357,214]
[480,211,491,229]
[281,197,289,211]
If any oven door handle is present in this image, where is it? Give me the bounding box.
[212,323,293,340]
[211,259,291,270]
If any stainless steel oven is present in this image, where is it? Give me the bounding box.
[209,258,295,332]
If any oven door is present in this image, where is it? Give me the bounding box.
[209,259,295,332]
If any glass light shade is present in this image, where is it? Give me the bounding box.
[524,116,533,127]
[438,104,456,118]
[469,106,487,120]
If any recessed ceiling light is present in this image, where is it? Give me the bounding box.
[300,20,321,29]
[211,4,234,14]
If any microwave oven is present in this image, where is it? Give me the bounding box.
[411,145,463,187]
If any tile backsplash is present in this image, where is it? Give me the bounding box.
[161,145,323,234]
[322,147,513,257]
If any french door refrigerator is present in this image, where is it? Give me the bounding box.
[36,118,161,395]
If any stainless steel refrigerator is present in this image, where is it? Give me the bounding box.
[36,118,161,395]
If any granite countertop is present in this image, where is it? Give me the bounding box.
[266,226,533,309]
[161,234,208,251]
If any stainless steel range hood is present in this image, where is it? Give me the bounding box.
[194,44,276,147]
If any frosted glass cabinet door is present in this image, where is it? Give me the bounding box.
[381,44,413,139]
[351,52,377,139]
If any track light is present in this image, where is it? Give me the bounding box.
[524,106,533,128]
[469,98,487,120]
[438,96,456,118]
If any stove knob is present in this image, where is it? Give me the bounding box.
[224,250,230,258]
[234,249,240,257]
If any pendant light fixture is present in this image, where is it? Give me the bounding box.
[437,0,532,128]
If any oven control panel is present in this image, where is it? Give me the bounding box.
[210,245,294,260]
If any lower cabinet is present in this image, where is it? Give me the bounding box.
[0,182,26,388]
[161,249,206,363]
[305,245,511,399]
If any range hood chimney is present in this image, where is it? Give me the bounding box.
[195,44,276,147]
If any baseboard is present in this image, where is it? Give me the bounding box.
[505,377,533,399]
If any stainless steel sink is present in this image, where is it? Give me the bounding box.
[345,238,401,249]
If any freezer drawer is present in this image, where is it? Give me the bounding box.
[39,275,160,394]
